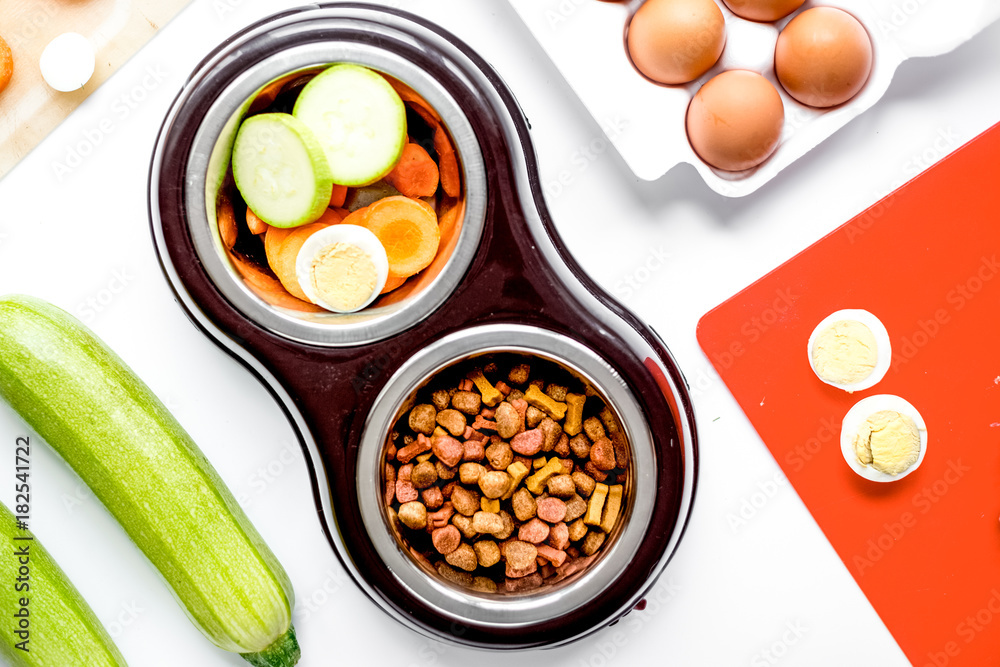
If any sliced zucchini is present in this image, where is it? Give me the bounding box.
[232,113,333,229]
[293,64,407,187]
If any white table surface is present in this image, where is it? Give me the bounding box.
[2,1,998,665]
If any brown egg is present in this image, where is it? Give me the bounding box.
[626,0,727,85]
[775,7,873,108]
[722,0,805,22]
[686,70,784,171]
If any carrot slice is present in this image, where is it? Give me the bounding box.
[434,126,461,198]
[340,206,373,228]
[384,143,440,198]
[330,184,348,208]
[228,251,323,313]
[380,274,407,295]
[246,208,269,235]
[218,196,238,249]
[0,36,13,94]
[384,75,441,124]
[358,196,440,278]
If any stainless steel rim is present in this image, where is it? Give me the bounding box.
[183,38,487,346]
[357,324,656,627]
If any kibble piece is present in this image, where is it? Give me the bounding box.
[511,487,537,522]
[469,369,503,407]
[459,462,486,485]
[446,543,478,572]
[462,438,485,461]
[432,525,461,554]
[505,572,543,591]
[524,385,568,420]
[532,456,547,470]
[526,458,564,495]
[569,434,591,459]
[437,562,473,587]
[385,464,396,505]
[471,511,504,535]
[397,434,433,463]
[582,530,606,556]
[525,405,545,428]
[479,470,511,499]
[504,461,530,500]
[495,510,515,540]
[505,540,538,570]
[568,518,588,542]
[415,452,433,464]
[471,576,498,593]
[537,497,568,524]
[510,429,544,456]
[589,437,616,471]
[481,497,500,513]
[474,540,501,568]
[398,501,427,530]
[452,390,482,415]
[508,363,531,385]
[545,384,568,401]
[564,393,586,436]
[395,479,419,503]
[600,406,629,469]
[536,544,568,567]
[452,513,477,539]
[518,518,550,544]
[427,503,454,530]
[554,433,571,457]
[547,522,570,550]
[436,409,467,437]
[409,404,438,435]
[564,494,588,522]
[452,486,481,516]
[584,462,609,483]
[600,484,623,533]
[411,460,438,489]
[584,483,609,526]
[485,442,514,471]
[431,389,451,411]
[435,460,457,481]
[422,486,444,510]
[583,416,606,442]
[538,417,563,452]
[432,435,464,467]
[546,474,576,498]
[495,401,522,440]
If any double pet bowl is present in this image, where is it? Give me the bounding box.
[149,3,697,649]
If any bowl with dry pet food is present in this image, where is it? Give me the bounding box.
[149,3,697,649]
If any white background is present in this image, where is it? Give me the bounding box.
[1,1,998,665]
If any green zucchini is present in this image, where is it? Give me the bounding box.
[0,502,126,666]
[0,295,299,667]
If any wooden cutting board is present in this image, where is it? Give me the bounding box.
[0,0,192,179]
[698,121,1000,666]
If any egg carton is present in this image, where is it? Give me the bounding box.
[507,0,1000,196]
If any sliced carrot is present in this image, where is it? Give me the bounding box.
[380,274,407,295]
[384,143,440,198]
[217,195,238,249]
[383,74,441,124]
[246,207,269,235]
[0,36,13,94]
[358,196,440,278]
[340,206,373,228]
[330,207,350,220]
[434,126,461,198]
[330,184,348,208]
[228,251,323,313]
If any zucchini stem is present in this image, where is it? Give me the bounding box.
[240,626,301,667]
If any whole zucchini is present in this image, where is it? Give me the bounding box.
[0,502,126,666]
[0,295,299,666]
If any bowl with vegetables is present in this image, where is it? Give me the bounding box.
[150,3,696,650]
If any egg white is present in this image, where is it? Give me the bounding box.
[840,394,928,483]
[295,224,389,313]
[807,308,891,393]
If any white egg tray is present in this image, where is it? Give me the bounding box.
[507,0,1000,196]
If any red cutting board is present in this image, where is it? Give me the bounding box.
[697,121,1000,667]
